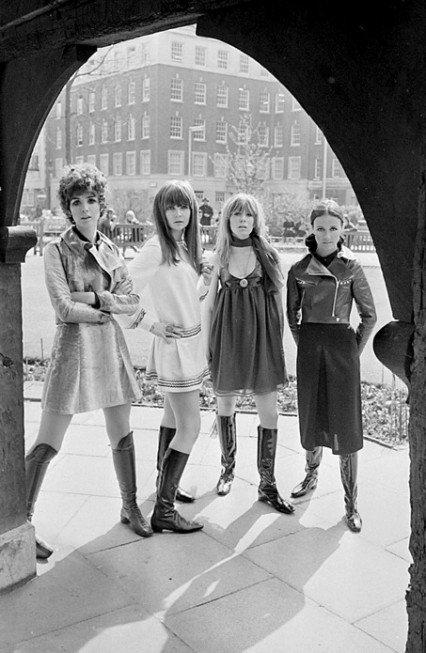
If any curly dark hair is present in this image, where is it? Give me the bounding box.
[58,163,108,223]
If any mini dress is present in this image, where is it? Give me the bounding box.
[209,259,287,396]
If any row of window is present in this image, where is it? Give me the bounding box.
[55,151,344,181]
[171,40,268,77]
[58,116,317,150]
[64,82,293,116]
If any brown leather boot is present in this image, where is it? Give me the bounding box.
[26,443,58,559]
[112,432,153,538]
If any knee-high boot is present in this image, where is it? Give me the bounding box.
[339,452,362,532]
[257,426,294,514]
[26,443,58,559]
[112,432,153,538]
[151,448,204,533]
[291,447,323,498]
[216,414,237,496]
[157,426,194,503]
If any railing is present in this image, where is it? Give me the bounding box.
[345,230,376,252]
[20,218,67,255]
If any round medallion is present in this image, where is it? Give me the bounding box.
[240,278,248,288]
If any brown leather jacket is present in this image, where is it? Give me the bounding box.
[286,249,377,353]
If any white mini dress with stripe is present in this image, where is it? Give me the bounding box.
[123,235,208,393]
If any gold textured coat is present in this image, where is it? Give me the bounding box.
[41,227,142,414]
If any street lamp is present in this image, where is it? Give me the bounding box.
[188,125,204,177]
[322,135,328,200]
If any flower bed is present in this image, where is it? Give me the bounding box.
[24,360,409,448]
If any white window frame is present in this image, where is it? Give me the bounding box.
[218,50,228,69]
[101,86,108,110]
[214,153,228,178]
[170,78,183,102]
[274,124,284,148]
[140,150,151,175]
[142,77,150,102]
[217,84,228,108]
[216,120,227,143]
[192,152,207,176]
[194,82,206,105]
[195,46,206,66]
[171,41,183,62]
[101,119,108,143]
[114,119,122,142]
[271,157,284,180]
[168,150,184,175]
[89,91,95,113]
[170,115,183,139]
[288,156,301,179]
[259,91,270,113]
[128,114,135,141]
[275,93,285,113]
[291,121,301,146]
[113,152,123,176]
[142,113,150,139]
[89,121,95,145]
[238,88,250,111]
[128,80,136,105]
[126,151,136,176]
[99,153,109,177]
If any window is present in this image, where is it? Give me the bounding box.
[258,125,269,147]
[195,46,206,66]
[114,119,122,142]
[192,152,207,176]
[87,154,96,167]
[126,151,136,175]
[114,84,122,108]
[238,88,250,111]
[194,82,206,105]
[142,77,150,102]
[291,121,301,146]
[141,43,149,66]
[215,191,225,203]
[101,86,108,110]
[89,91,95,113]
[170,115,183,139]
[271,157,284,180]
[275,93,285,113]
[171,41,183,62]
[99,153,109,176]
[128,80,136,105]
[168,150,184,175]
[76,123,83,146]
[238,121,250,144]
[192,119,205,140]
[56,101,62,119]
[217,50,228,69]
[77,96,84,115]
[75,156,84,166]
[332,158,345,178]
[56,127,62,149]
[140,150,151,175]
[314,157,322,179]
[89,121,95,145]
[217,84,228,108]
[291,96,301,111]
[216,120,227,143]
[288,156,301,179]
[259,91,270,113]
[274,124,284,148]
[127,46,136,69]
[315,126,323,144]
[239,54,249,73]
[170,78,183,102]
[101,119,108,143]
[128,114,135,141]
[214,153,227,177]
[113,153,123,176]
[142,113,150,139]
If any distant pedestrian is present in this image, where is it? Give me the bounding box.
[199,197,214,226]
[125,209,140,252]
[98,206,117,239]
[287,199,377,532]
[25,163,152,560]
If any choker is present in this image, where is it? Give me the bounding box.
[230,236,252,248]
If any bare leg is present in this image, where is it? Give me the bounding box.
[165,390,201,454]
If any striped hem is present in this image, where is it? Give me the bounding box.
[145,366,209,390]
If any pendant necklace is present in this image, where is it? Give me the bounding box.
[237,248,254,288]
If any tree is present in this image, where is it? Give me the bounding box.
[225,113,271,198]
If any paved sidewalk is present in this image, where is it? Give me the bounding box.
[0,401,410,652]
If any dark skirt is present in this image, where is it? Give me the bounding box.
[296,323,363,455]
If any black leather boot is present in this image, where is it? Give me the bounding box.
[151,448,204,533]
[112,432,153,538]
[157,426,194,503]
[216,414,237,496]
[339,452,362,532]
[291,447,323,498]
[257,426,294,514]
[26,443,58,559]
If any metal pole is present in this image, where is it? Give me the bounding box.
[322,135,328,199]
[188,129,192,177]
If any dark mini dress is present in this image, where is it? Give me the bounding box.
[209,259,287,396]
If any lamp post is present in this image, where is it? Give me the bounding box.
[322,135,328,200]
[188,125,204,178]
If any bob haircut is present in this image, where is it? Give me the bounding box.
[309,199,344,225]
[58,163,108,224]
[153,180,202,270]
[215,193,277,268]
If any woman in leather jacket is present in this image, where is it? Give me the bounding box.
[286,199,377,532]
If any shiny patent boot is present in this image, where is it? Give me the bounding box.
[156,426,194,503]
[257,426,294,514]
[339,452,362,532]
[151,448,204,533]
[112,432,153,538]
[26,443,58,559]
[216,414,237,496]
[291,447,323,498]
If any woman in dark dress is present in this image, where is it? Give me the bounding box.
[203,193,294,514]
[286,199,377,532]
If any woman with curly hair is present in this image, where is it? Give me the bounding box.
[25,163,153,559]
[203,193,294,514]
